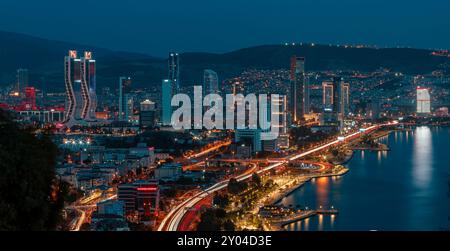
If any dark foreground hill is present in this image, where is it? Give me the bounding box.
[1,31,448,91]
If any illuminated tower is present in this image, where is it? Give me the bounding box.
[203,69,219,95]
[322,78,349,127]
[289,56,306,123]
[81,51,97,120]
[168,52,180,93]
[64,50,82,123]
[64,50,97,125]
[322,81,334,111]
[341,82,350,116]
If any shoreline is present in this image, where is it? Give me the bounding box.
[349,129,393,151]
[270,167,349,206]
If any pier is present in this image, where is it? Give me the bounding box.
[262,207,339,229]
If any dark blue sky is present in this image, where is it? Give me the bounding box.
[1,0,449,56]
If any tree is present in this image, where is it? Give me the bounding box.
[213,192,229,208]
[196,209,222,231]
[0,109,65,230]
[251,173,262,187]
[196,208,234,231]
[227,178,247,195]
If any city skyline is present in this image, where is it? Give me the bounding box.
[0,1,449,242]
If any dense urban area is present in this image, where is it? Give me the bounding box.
[1,41,449,231]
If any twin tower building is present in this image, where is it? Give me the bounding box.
[63,50,97,126]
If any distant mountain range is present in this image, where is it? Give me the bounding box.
[1,30,448,91]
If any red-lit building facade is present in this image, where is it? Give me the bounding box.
[118,180,160,219]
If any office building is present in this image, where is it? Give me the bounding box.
[321,78,350,127]
[341,82,350,116]
[304,76,311,114]
[97,200,125,217]
[24,87,37,110]
[203,69,219,95]
[168,52,180,93]
[322,82,334,111]
[118,180,160,217]
[154,163,182,181]
[235,129,262,153]
[139,99,156,128]
[161,79,173,126]
[16,68,29,93]
[119,77,133,121]
[289,56,306,123]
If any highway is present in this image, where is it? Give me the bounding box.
[69,194,117,231]
[158,123,390,231]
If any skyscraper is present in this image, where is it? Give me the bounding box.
[161,79,173,126]
[304,76,311,114]
[24,87,37,110]
[332,77,343,114]
[203,69,219,95]
[341,82,350,116]
[64,50,97,125]
[80,51,97,120]
[416,87,431,115]
[321,78,350,127]
[16,68,29,93]
[119,77,133,121]
[289,56,306,123]
[139,99,156,128]
[322,82,334,111]
[168,52,180,93]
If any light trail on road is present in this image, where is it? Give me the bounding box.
[158,124,389,231]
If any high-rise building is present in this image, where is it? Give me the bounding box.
[203,69,219,95]
[168,52,180,93]
[289,56,306,123]
[416,87,431,115]
[321,78,350,127]
[139,99,156,128]
[24,87,37,110]
[81,51,97,120]
[369,99,381,121]
[119,77,133,121]
[268,94,288,135]
[331,77,343,114]
[63,50,97,125]
[235,129,262,153]
[341,82,350,116]
[262,94,289,151]
[304,76,311,114]
[161,79,173,126]
[322,82,334,111]
[16,68,29,93]
[118,180,160,217]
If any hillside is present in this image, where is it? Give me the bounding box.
[0,31,448,91]
[0,31,164,91]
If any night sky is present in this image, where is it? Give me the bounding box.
[0,0,449,56]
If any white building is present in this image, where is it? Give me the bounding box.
[417,87,431,115]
